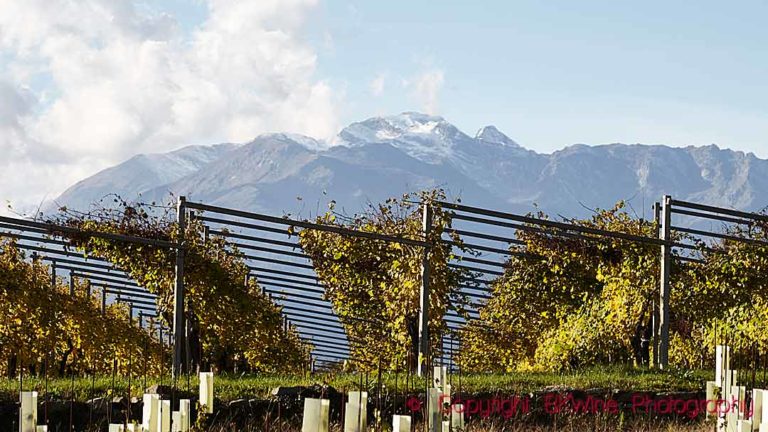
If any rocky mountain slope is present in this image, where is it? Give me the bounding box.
[52,112,768,220]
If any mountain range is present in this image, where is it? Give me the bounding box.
[52,112,768,222]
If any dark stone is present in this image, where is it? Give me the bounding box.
[86,397,109,407]
[145,384,175,398]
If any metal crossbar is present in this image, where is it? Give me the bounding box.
[184,199,439,369]
[0,214,167,333]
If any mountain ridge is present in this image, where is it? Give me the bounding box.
[52,112,768,220]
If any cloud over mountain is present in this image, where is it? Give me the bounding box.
[0,0,338,213]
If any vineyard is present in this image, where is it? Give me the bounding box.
[2,190,768,431]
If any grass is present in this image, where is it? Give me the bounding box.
[1,366,716,431]
[198,418,716,432]
[1,365,710,403]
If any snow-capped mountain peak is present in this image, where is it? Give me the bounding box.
[339,112,448,143]
[475,125,520,147]
[337,112,470,163]
[257,132,326,151]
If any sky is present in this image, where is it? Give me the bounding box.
[1,0,767,212]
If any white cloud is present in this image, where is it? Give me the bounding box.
[0,0,338,214]
[405,69,444,115]
[369,73,385,97]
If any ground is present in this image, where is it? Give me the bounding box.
[2,366,717,431]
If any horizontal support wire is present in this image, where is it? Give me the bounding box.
[118,303,156,312]
[289,325,346,339]
[70,272,142,288]
[226,240,309,259]
[313,354,352,362]
[450,213,590,242]
[308,342,350,352]
[313,355,348,362]
[194,215,295,236]
[260,281,325,295]
[55,264,131,281]
[0,215,177,248]
[106,291,156,306]
[272,299,335,314]
[671,199,768,224]
[254,274,323,288]
[90,282,156,298]
[0,221,50,235]
[458,277,494,287]
[444,315,468,324]
[3,228,164,297]
[101,288,156,301]
[0,230,71,247]
[282,309,344,325]
[444,228,526,246]
[249,266,319,281]
[302,339,350,352]
[286,317,346,334]
[456,255,511,268]
[302,348,352,357]
[10,242,111,264]
[292,328,347,342]
[457,282,492,292]
[232,251,315,270]
[186,201,430,248]
[208,229,301,249]
[446,308,481,318]
[671,207,756,226]
[302,334,352,347]
[266,289,329,305]
[282,305,341,320]
[454,308,486,320]
[41,256,119,271]
[311,348,350,358]
[670,241,705,251]
[292,326,353,341]
[443,239,513,255]
[672,225,768,247]
[456,288,491,300]
[307,348,350,359]
[438,201,664,246]
[287,319,344,334]
[449,263,504,276]
[676,256,705,264]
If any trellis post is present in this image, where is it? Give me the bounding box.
[173,196,187,378]
[652,202,661,368]
[418,201,433,377]
[658,195,672,369]
[50,261,56,290]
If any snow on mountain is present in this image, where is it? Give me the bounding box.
[338,112,466,164]
[475,125,520,147]
[52,143,238,211]
[51,113,768,220]
[137,132,505,216]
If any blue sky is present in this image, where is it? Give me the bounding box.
[9,0,768,156]
[305,0,768,155]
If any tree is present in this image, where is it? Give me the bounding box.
[298,190,467,371]
[0,238,165,377]
[459,203,688,371]
[49,197,310,373]
[679,216,768,367]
